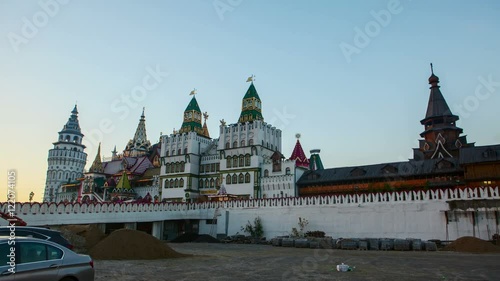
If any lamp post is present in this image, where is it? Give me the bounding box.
[29,191,34,203]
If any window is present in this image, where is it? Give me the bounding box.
[225,142,230,149]
[210,179,215,188]
[285,167,291,175]
[245,173,251,183]
[226,175,231,184]
[227,157,232,168]
[175,179,179,188]
[200,165,205,173]
[216,163,220,172]
[47,244,63,260]
[239,155,244,167]
[179,178,184,188]
[211,163,215,172]
[232,174,237,184]
[233,157,238,168]
[178,149,181,155]
[233,141,238,148]
[241,140,246,147]
[199,179,204,188]
[245,154,251,166]
[184,148,188,154]
[180,162,185,172]
[166,150,169,156]
[238,174,244,183]
[249,139,254,146]
[264,169,269,177]
[19,242,63,264]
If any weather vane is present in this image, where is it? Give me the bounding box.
[190,88,197,96]
[203,112,209,122]
[246,75,255,83]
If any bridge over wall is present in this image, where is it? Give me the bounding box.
[2,187,498,241]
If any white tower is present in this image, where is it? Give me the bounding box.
[43,105,87,202]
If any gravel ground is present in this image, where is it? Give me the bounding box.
[94,243,500,281]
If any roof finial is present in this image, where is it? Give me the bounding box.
[246,74,255,83]
[189,88,197,96]
[141,107,145,118]
[430,63,434,75]
[295,133,301,139]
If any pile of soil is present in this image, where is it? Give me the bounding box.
[170,232,200,243]
[84,224,107,250]
[59,224,107,253]
[441,236,500,253]
[193,234,220,243]
[89,229,186,260]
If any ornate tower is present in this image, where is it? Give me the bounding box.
[289,134,310,168]
[178,95,210,138]
[238,81,264,123]
[413,64,473,160]
[124,108,151,157]
[43,105,87,202]
[309,149,324,171]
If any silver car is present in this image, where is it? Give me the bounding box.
[0,236,94,281]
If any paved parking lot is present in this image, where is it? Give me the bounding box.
[95,243,500,281]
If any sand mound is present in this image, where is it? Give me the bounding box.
[89,229,186,260]
[171,232,200,243]
[194,234,220,243]
[84,224,107,250]
[442,236,500,253]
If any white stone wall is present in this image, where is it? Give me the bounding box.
[6,187,499,241]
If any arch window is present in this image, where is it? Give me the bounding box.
[245,154,251,166]
[249,139,254,146]
[184,148,188,154]
[241,140,246,147]
[225,142,230,149]
[232,156,238,168]
[238,173,244,184]
[232,174,237,184]
[199,179,204,188]
[180,162,185,172]
[210,178,215,188]
[239,155,244,167]
[205,179,209,188]
[226,157,232,168]
[264,169,269,177]
[233,141,238,148]
[226,175,231,184]
[174,179,179,188]
[245,173,250,183]
[179,178,184,188]
[166,150,169,156]
[178,149,181,155]
[169,179,174,188]
[285,167,291,175]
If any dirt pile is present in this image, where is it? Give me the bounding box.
[194,234,220,243]
[59,224,107,253]
[89,229,187,260]
[441,236,500,253]
[170,232,200,243]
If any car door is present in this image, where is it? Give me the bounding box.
[0,242,16,281]
[12,241,63,281]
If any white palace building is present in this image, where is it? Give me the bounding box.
[159,81,310,202]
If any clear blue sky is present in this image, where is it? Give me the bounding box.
[1,0,499,202]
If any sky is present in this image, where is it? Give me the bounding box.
[1,0,499,202]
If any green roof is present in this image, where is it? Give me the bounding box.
[185,96,201,112]
[116,171,132,189]
[243,83,261,100]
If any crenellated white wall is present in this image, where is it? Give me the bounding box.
[3,187,498,241]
